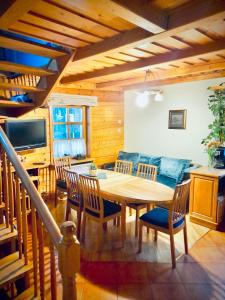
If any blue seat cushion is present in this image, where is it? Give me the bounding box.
[118,151,140,172]
[140,207,184,228]
[157,175,177,189]
[86,200,121,218]
[56,179,67,189]
[159,157,191,183]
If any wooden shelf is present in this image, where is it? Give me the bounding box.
[0,82,45,93]
[0,61,56,77]
[0,100,34,108]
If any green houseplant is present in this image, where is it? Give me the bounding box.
[89,162,97,176]
[202,83,225,167]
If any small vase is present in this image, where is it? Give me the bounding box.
[208,156,215,169]
[89,169,97,176]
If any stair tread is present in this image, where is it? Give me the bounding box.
[0,252,33,287]
[0,35,67,58]
[14,287,40,300]
[0,82,45,93]
[0,202,5,209]
[0,224,18,245]
[0,100,34,108]
[0,61,56,77]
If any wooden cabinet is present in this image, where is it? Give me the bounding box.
[189,167,225,230]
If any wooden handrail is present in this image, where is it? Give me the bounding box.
[0,127,61,247]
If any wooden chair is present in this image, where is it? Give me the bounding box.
[114,160,133,174]
[138,179,191,268]
[64,169,82,239]
[53,156,71,206]
[79,174,122,248]
[128,163,157,237]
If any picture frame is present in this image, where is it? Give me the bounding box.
[168,109,187,129]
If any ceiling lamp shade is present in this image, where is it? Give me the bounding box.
[154,92,164,102]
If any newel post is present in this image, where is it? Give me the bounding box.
[58,221,80,300]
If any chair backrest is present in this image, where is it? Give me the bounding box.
[114,160,133,174]
[64,169,81,207]
[54,156,71,180]
[137,163,157,181]
[170,179,191,225]
[79,174,103,218]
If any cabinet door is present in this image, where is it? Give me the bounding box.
[190,175,218,223]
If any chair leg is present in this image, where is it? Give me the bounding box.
[103,222,107,231]
[183,223,188,254]
[117,216,120,227]
[113,218,116,226]
[77,210,82,240]
[98,224,103,251]
[138,222,143,253]
[169,232,176,268]
[54,186,58,207]
[135,209,139,237]
[81,214,86,243]
[65,202,70,221]
[154,230,158,241]
[146,205,150,234]
[129,207,132,216]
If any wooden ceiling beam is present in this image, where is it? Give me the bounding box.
[122,70,225,91]
[96,61,225,88]
[72,0,225,64]
[61,40,225,83]
[96,0,167,33]
[0,0,41,29]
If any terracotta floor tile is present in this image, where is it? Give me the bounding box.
[184,283,225,300]
[146,263,181,283]
[118,284,153,300]
[151,283,189,300]
[82,283,117,300]
[116,262,150,284]
[177,262,212,283]
[81,262,117,284]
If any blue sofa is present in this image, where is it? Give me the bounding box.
[102,151,198,189]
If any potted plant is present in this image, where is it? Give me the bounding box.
[89,163,98,176]
[202,83,225,168]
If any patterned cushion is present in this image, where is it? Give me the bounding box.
[157,175,177,189]
[159,157,191,183]
[56,179,67,189]
[86,200,121,218]
[140,207,184,228]
[118,151,140,171]
[139,154,161,168]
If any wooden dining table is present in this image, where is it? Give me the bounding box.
[67,165,174,244]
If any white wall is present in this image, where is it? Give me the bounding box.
[124,78,225,165]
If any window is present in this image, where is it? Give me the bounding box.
[51,106,87,158]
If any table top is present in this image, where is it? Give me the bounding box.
[67,165,174,205]
[190,166,225,178]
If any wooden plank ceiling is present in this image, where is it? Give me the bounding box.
[0,0,225,91]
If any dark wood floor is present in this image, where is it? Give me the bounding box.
[43,198,225,300]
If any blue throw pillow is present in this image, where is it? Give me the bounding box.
[159,157,191,183]
[139,154,161,168]
[118,151,140,171]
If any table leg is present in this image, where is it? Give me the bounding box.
[121,202,126,246]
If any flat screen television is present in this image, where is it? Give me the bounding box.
[5,119,47,151]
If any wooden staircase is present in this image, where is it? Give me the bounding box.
[0,128,80,299]
[0,31,74,118]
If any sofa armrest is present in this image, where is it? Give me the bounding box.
[101,162,115,171]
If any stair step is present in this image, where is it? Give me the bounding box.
[0,224,18,245]
[0,252,33,288]
[14,287,40,300]
[0,61,56,77]
[0,100,34,108]
[0,202,5,209]
[0,82,45,93]
[0,35,67,58]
